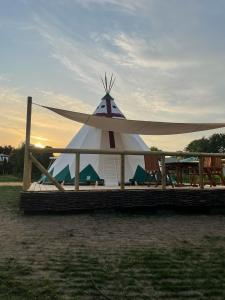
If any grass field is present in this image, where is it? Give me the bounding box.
[1,186,225,299]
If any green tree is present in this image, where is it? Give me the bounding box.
[0,145,14,155]
[208,134,225,153]
[9,144,25,177]
[185,134,225,153]
[9,144,53,179]
[150,146,161,151]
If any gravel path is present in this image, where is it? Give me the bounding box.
[0,182,22,186]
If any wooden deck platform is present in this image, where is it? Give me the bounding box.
[20,185,225,213]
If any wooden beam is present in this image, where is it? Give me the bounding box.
[75,153,80,191]
[120,154,125,190]
[23,96,32,191]
[30,153,65,192]
[161,154,166,190]
[199,156,204,190]
[30,146,225,158]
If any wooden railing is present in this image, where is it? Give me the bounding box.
[22,96,225,192]
[25,146,225,192]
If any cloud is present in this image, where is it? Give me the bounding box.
[0,74,11,83]
[0,85,90,147]
[28,15,111,95]
[2,0,225,150]
[101,32,197,70]
[35,89,94,112]
[73,0,148,14]
[31,135,49,142]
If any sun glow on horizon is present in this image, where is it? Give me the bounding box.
[34,142,45,148]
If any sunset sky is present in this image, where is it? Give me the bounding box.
[1,0,225,150]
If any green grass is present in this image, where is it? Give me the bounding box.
[0,186,21,212]
[0,175,22,182]
[0,186,225,299]
[0,258,59,300]
[1,245,225,299]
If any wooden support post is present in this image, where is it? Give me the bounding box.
[199,156,204,190]
[30,153,65,191]
[75,152,80,191]
[161,154,166,190]
[23,96,32,191]
[120,154,125,190]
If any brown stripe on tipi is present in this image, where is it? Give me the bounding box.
[106,97,112,114]
[105,97,116,148]
[95,112,125,118]
[108,131,115,148]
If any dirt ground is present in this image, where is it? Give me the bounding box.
[1,208,225,261]
[0,182,22,186]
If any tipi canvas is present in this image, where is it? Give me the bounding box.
[43,87,149,186]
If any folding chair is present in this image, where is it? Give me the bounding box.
[210,157,225,186]
[144,155,174,187]
[203,157,217,187]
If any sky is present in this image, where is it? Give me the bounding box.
[1,0,225,150]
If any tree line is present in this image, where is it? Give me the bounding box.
[1,133,225,178]
[185,133,225,153]
[0,144,53,179]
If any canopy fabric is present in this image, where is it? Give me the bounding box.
[41,105,225,135]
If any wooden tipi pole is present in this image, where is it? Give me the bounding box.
[23,96,32,191]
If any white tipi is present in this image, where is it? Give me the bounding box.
[44,76,149,186]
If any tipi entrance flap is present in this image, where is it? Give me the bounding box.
[98,154,119,186]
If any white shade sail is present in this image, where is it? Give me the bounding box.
[41,105,225,135]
